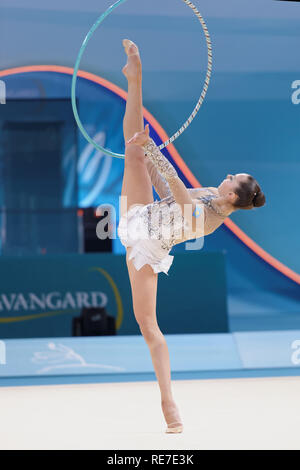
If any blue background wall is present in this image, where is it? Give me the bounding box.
[0,0,299,327]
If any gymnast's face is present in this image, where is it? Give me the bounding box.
[218,173,251,201]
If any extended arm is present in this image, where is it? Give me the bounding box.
[145,157,172,200]
[126,125,203,233]
[143,137,202,233]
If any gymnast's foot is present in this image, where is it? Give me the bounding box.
[161,399,183,433]
[122,39,142,81]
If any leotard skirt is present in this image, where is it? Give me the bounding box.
[117,204,174,276]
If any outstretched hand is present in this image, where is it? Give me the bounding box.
[126,124,150,147]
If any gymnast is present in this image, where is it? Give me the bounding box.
[117,39,266,433]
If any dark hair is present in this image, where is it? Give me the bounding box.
[232,175,266,210]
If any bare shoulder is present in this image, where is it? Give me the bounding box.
[207,186,219,195]
[187,186,219,196]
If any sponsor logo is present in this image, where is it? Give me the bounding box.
[0,267,123,329]
[0,291,107,313]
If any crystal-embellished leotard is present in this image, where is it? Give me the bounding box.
[118,139,228,275]
[117,186,227,275]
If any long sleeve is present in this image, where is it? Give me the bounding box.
[145,157,172,200]
[143,138,179,182]
[142,138,199,234]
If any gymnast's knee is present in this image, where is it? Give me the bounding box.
[138,321,164,344]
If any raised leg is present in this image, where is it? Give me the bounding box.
[122,39,144,142]
[120,40,153,217]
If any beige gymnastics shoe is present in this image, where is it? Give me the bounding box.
[165,421,184,434]
[122,39,142,80]
[122,39,140,56]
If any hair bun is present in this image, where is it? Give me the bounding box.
[253,190,266,208]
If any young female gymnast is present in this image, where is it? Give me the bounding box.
[118,39,266,433]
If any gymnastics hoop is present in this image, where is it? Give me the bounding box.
[71,0,212,159]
